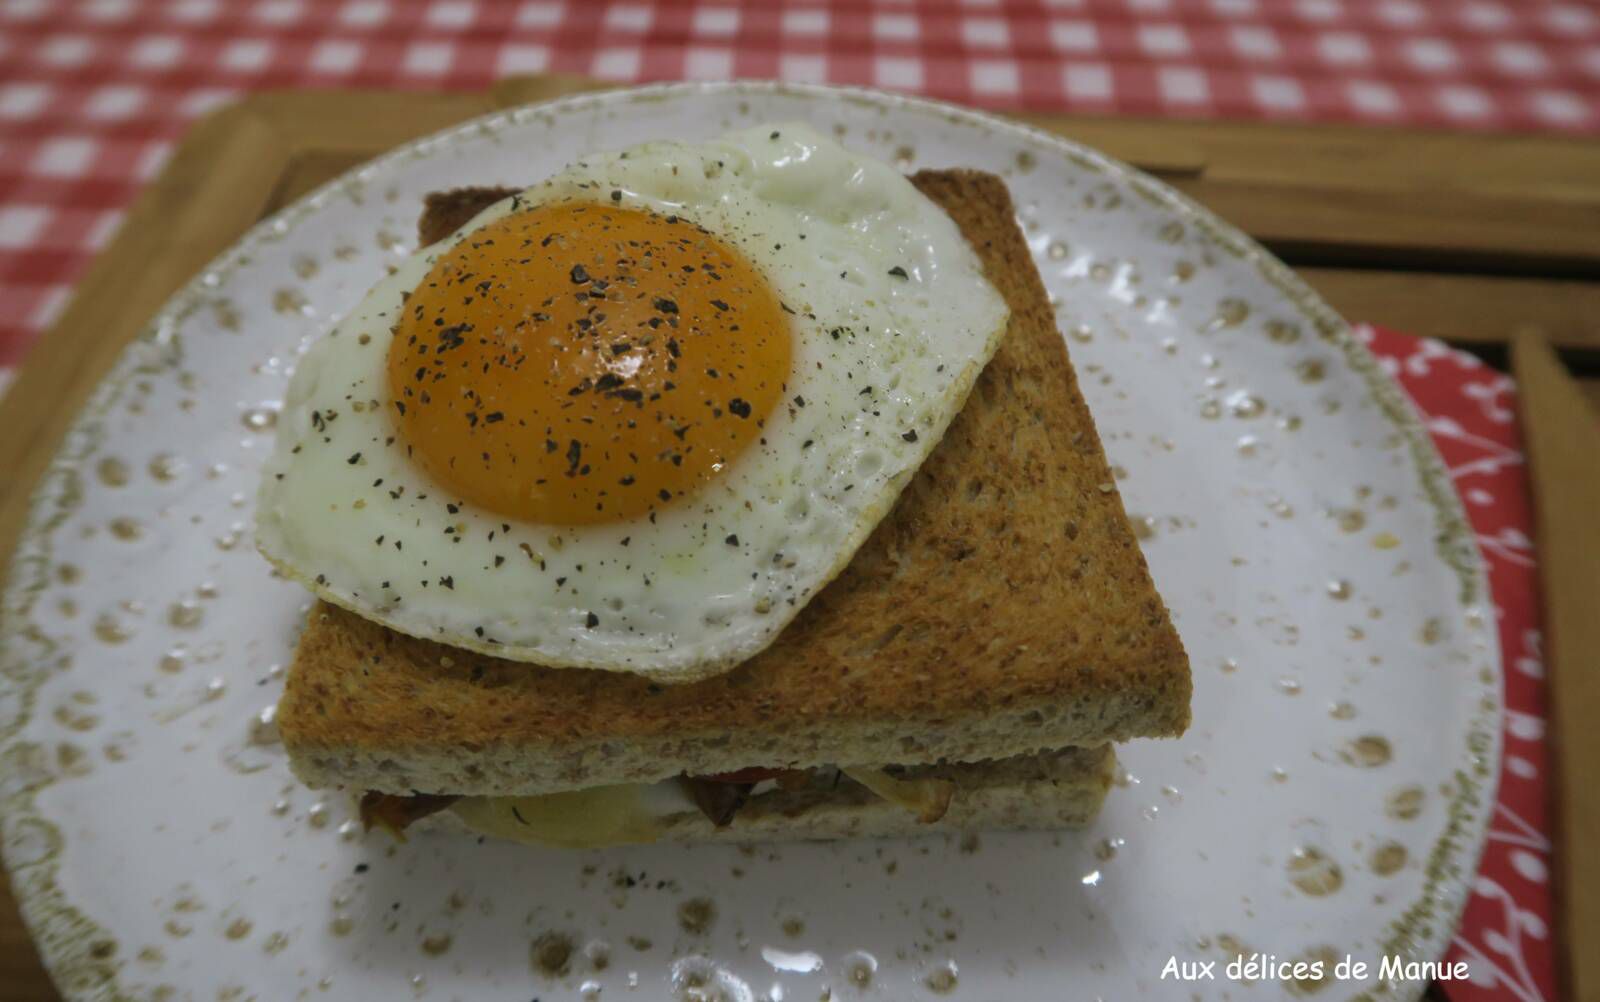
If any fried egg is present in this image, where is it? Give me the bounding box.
[255,123,1009,681]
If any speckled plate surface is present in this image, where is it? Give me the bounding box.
[1,83,1499,1002]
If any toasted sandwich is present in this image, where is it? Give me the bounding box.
[272,169,1190,846]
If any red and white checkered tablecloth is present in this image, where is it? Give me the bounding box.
[1,0,1599,374]
[0,3,1567,1000]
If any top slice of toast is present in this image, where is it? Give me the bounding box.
[279,169,1192,798]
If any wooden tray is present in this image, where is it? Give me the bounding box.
[2,75,1597,1002]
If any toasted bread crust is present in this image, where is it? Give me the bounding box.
[279,170,1191,797]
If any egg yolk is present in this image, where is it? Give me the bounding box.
[385,200,793,526]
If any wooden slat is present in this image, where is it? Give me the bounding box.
[1165,176,1600,274]
[1021,115,1600,272]
[1512,336,1600,1002]
[0,877,50,1002]
[1302,268,1600,356]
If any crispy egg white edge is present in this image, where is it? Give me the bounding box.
[255,124,1010,682]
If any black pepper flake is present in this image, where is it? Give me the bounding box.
[710,299,729,311]
[346,452,361,465]
[770,131,780,139]
[793,395,805,407]
[440,576,454,590]
[610,189,623,202]
[902,429,919,442]
[724,534,739,546]
[727,398,752,419]
[652,296,679,314]
[565,439,583,476]
[493,555,505,567]
[569,264,590,284]
[666,338,680,358]
[888,266,909,279]
[585,612,600,628]
[658,489,671,502]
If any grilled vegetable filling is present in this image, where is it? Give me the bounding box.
[360,764,957,842]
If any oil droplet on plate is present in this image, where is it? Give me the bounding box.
[97,457,130,486]
[1046,240,1068,261]
[1326,579,1352,600]
[1287,846,1343,896]
[1069,324,1093,343]
[1265,320,1301,344]
[1340,735,1392,768]
[248,705,280,746]
[1295,359,1326,384]
[925,960,960,994]
[1386,785,1425,820]
[307,801,330,829]
[204,677,227,701]
[1199,398,1222,420]
[241,406,278,432]
[1208,298,1250,331]
[678,897,716,935]
[1420,618,1444,645]
[1095,836,1124,861]
[1329,701,1356,720]
[224,918,252,940]
[1227,390,1266,418]
[109,517,143,541]
[781,917,805,938]
[1370,841,1408,875]
[532,932,575,977]
[421,933,452,956]
[168,600,204,628]
[1289,946,1339,995]
[1372,531,1401,550]
[148,453,185,482]
[1172,260,1196,282]
[1335,509,1366,533]
[94,613,132,644]
[273,288,310,315]
[1278,677,1302,696]
[845,950,878,987]
[1158,221,1184,243]
[329,916,354,937]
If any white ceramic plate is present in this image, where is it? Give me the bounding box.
[1,83,1499,1002]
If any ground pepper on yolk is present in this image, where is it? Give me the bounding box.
[385,200,793,526]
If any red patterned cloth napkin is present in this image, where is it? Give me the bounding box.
[1364,325,1554,1002]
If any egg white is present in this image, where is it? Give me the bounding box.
[255,123,1009,681]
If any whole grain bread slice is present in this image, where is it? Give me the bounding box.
[278,169,1191,798]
